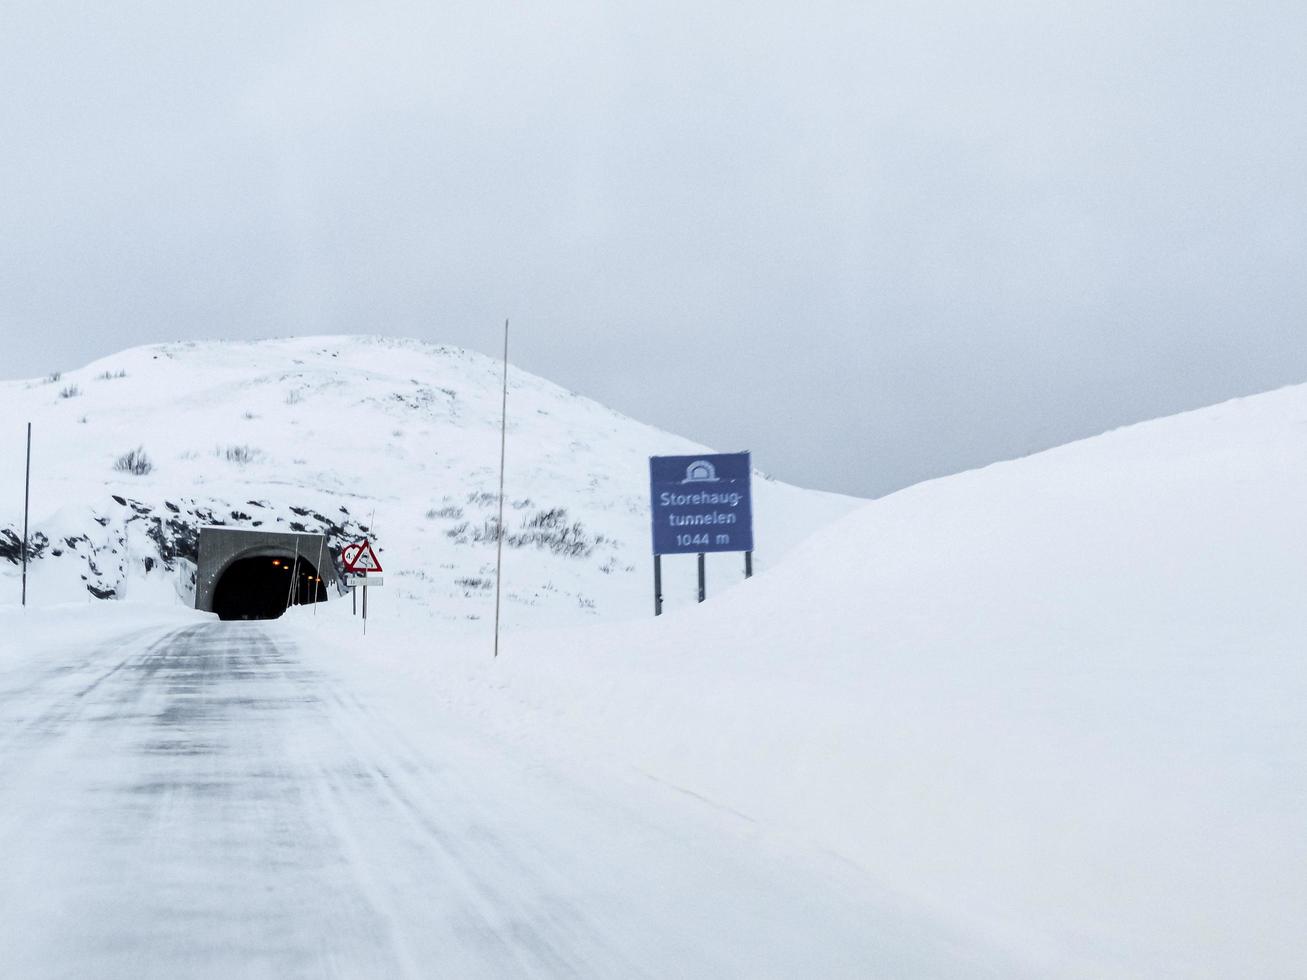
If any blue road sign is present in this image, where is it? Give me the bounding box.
[650,452,754,555]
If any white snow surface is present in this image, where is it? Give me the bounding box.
[1,346,1304,976]
[0,608,1020,978]
[289,381,1307,976]
[0,336,857,623]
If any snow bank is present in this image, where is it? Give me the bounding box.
[287,383,1307,977]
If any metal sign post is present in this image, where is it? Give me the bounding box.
[344,575,385,634]
[342,543,383,635]
[649,452,754,615]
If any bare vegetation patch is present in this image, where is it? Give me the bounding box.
[218,445,261,464]
[58,384,80,399]
[452,507,602,557]
[113,448,153,476]
[509,507,600,557]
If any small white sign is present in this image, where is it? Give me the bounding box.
[345,575,383,588]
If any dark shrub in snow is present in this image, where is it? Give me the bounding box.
[113,448,153,476]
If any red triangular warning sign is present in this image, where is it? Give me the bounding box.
[344,539,383,573]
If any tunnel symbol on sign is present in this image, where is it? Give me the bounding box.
[682,460,720,484]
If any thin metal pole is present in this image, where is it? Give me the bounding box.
[362,584,368,635]
[744,550,753,579]
[21,422,31,607]
[493,318,509,657]
[697,552,706,603]
[285,538,299,611]
[653,554,663,616]
[313,534,324,613]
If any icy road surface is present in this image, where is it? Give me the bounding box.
[0,622,1009,979]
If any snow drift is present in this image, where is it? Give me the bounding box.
[285,382,1307,977]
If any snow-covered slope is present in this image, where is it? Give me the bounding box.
[0,337,858,623]
[286,382,1307,977]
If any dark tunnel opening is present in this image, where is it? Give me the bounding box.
[212,555,328,621]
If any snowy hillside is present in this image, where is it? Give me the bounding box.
[0,337,858,623]
[284,382,1307,976]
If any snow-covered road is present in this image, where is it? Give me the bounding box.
[0,621,1009,979]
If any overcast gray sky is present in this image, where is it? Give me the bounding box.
[2,2,1304,497]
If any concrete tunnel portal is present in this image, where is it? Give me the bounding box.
[196,527,338,621]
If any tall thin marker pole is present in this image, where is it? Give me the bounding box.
[493,318,509,657]
[21,423,31,607]
[285,538,299,611]
[697,552,706,603]
[313,534,324,613]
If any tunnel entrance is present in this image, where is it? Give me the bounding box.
[211,556,329,621]
[196,527,338,618]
